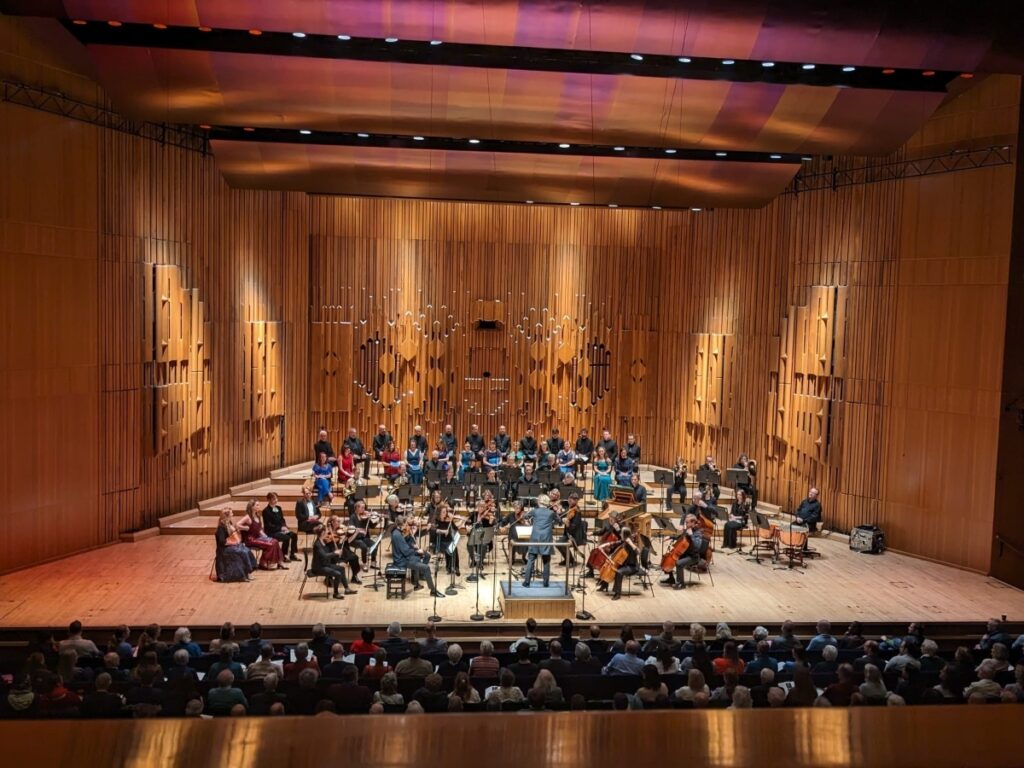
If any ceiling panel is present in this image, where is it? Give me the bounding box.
[89,47,946,155]
[210,140,800,208]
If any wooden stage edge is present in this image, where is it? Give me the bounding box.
[1,528,1023,632]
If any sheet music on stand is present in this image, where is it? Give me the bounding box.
[696,468,721,487]
[725,468,749,488]
[517,483,542,502]
[538,469,561,487]
[500,466,522,484]
[441,486,465,503]
[425,469,446,486]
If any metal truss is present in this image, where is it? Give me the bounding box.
[786,145,1014,194]
[2,78,210,155]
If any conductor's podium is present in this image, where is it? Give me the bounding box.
[500,579,576,620]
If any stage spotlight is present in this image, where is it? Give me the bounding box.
[613,146,625,151]
[630,54,644,61]
[430,40,443,45]
[722,59,735,65]
[468,138,480,144]
[413,136,425,141]
[608,204,618,208]
[357,132,370,138]
[715,151,728,157]
[842,66,856,72]
[678,57,691,63]
[769,154,782,159]
[691,207,702,212]
[558,143,571,148]
[652,206,662,210]
[292,32,306,38]
[570,202,581,206]
[525,200,534,204]
[338,34,351,40]
[882,68,895,74]
[802,63,815,70]
[385,37,399,43]
[299,129,312,135]
[762,61,775,68]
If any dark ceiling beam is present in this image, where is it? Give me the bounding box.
[60,19,966,93]
[205,125,809,165]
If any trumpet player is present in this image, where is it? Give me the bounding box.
[735,454,758,507]
[698,454,720,504]
[665,457,688,510]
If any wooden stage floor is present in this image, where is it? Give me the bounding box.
[2,532,1022,630]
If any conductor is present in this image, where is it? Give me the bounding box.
[522,494,558,589]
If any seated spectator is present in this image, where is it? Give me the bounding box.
[975,618,1011,653]
[208,647,245,682]
[125,669,164,714]
[166,649,201,683]
[551,618,577,652]
[2,674,37,719]
[610,625,635,654]
[208,622,239,656]
[895,665,927,705]
[309,623,336,658]
[539,640,571,681]
[350,627,381,655]
[766,686,787,708]
[645,646,681,676]
[572,643,603,675]
[413,673,449,713]
[674,670,710,702]
[469,641,500,678]
[508,644,538,677]
[172,627,202,657]
[858,664,888,703]
[838,621,866,650]
[37,673,82,717]
[59,620,101,658]
[824,663,858,706]
[242,622,265,656]
[812,645,840,678]
[395,642,433,679]
[584,625,608,656]
[750,668,776,708]
[964,659,1004,700]
[24,652,50,692]
[933,665,963,702]
[102,651,130,683]
[713,641,746,676]
[745,641,779,676]
[946,647,977,692]
[449,672,481,706]
[509,618,546,654]
[780,647,809,674]
[681,643,714,680]
[570,694,587,711]
[635,665,669,705]
[206,669,247,716]
[250,673,288,715]
[373,672,404,707]
[404,701,424,714]
[984,643,1011,675]
[289,668,323,715]
[681,623,706,654]
[730,685,753,709]
[884,642,922,674]
[361,649,390,681]
[437,644,469,677]
[132,650,164,684]
[381,621,410,654]
[711,670,740,705]
[772,620,802,652]
[786,667,819,707]
[419,621,449,655]
[806,620,837,652]
[109,625,134,660]
[713,622,736,649]
[327,666,372,714]
[1003,664,1024,702]
[919,639,946,672]
[742,626,770,652]
[603,640,644,676]
[485,669,526,707]
[321,644,355,679]
[246,644,283,681]
[57,647,94,684]
[642,621,680,656]
[530,669,565,708]
[284,643,319,681]
[853,641,884,673]
[525,688,549,712]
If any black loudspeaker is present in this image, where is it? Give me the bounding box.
[850,525,885,554]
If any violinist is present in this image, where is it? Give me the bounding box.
[698,455,720,503]
[499,501,529,565]
[312,525,356,599]
[595,527,639,601]
[468,495,498,569]
[722,489,751,549]
[429,502,462,575]
[424,490,446,523]
[558,494,587,567]
[384,494,402,524]
[324,517,363,584]
[348,500,376,565]
[661,514,705,590]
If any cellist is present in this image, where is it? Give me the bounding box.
[585,509,624,579]
[660,514,706,590]
[595,527,640,601]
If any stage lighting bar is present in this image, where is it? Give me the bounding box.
[61,19,964,92]
[205,125,806,164]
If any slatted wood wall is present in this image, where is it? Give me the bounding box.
[0,14,1018,574]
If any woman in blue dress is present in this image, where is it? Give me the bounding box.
[435,438,451,467]
[557,446,576,475]
[405,439,424,485]
[483,439,503,470]
[593,446,613,501]
[614,448,635,486]
[312,452,334,503]
[458,441,474,481]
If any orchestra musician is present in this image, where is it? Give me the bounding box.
[405,438,424,485]
[698,455,720,503]
[263,492,300,562]
[390,515,444,598]
[522,495,558,589]
[429,502,462,575]
[499,500,530,566]
[324,517,363,584]
[347,500,375,566]
[295,486,321,533]
[722,489,751,549]
[687,490,717,528]
[337,445,357,485]
[343,427,371,480]
[537,440,552,471]
[794,487,822,537]
[629,473,648,504]
[458,441,475,481]
[592,446,613,501]
[665,458,688,510]
[661,514,707,590]
[311,452,333,504]
[380,440,403,483]
[556,444,576,475]
[423,451,446,490]
[574,428,594,480]
[624,434,641,464]
[595,527,640,600]
[514,464,540,500]
[735,454,759,507]
[494,426,512,458]
[558,495,587,567]
[383,494,403,524]
[238,500,287,570]
[466,424,486,456]
[468,491,499,568]
[312,525,356,599]
[483,440,503,470]
[519,428,538,462]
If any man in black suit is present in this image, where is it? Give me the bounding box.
[573,428,594,479]
[466,423,485,455]
[494,425,512,457]
[539,640,572,682]
[314,428,336,464]
[372,424,392,459]
[263,492,299,562]
[519,428,538,461]
[597,428,617,461]
[321,643,356,679]
[440,424,458,455]
[794,487,822,531]
[630,474,648,504]
[546,427,565,454]
[343,427,371,480]
[411,425,429,453]
[294,487,321,533]
[624,434,641,463]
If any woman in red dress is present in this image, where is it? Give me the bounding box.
[338,445,356,484]
[238,500,286,570]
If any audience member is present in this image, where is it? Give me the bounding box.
[603,640,644,676]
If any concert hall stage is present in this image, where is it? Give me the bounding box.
[2,529,1022,633]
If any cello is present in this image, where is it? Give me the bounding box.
[598,541,631,585]
[587,526,619,572]
[660,530,693,573]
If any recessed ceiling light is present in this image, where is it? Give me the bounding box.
[468,139,480,144]
[678,57,691,63]
[199,124,211,130]
[570,202,581,206]
[153,23,167,30]
[299,129,312,135]
[802,63,816,70]
[842,66,856,72]
[613,146,625,151]
[385,37,399,43]
[801,155,813,161]
[430,40,443,46]
[107,20,122,27]
[630,54,644,61]
[722,59,735,65]
[691,207,702,212]
[243,127,255,132]
[357,133,370,138]
[762,61,775,68]
[292,32,306,38]
[922,70,935,77]
[960,72,974,79]
[652,206,662,210]
[198,26,212,32]
[882,68,896,74]
[608,204,618,208]
[413,136,425,141]
[72,19,87,25]
[248,29,262,36]
[558,143,571,148]
[770,154,782,159]
[337,34,351,40]
[525,200,534,204]
[715,151,728,157]
[665,148,677,154]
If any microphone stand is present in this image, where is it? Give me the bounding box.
[575,536,594,621]
[485,534,502,619]
[428,546,442,623]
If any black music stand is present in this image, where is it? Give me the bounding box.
[652,469,674,487]
[396,483,422,502]
[441,486,465,504]
[467,525,495,621]
[747,511,773,565]
[538,469,561,488]
[481,482,502,499]
[696,469,721,488]
[517,483,542,502]
[353,484,382,513]
[425,469,446,487]
[500,466,522,485]
[464,470,487,487]
[365,529,387,590]
[726,468,749,488]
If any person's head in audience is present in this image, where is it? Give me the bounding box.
[360,628,376,645]
[498,669,516,690]
[767,687,786,707]
[570,694,586,711]
[329,643,345,661]
[447,696,464,713]
[524,618,538,636]
[816,619,831,635]
[691,692,709,709]
[407,642,422,660]
[104,651,121,671]
[779,620,796,639]
[184,698,204,717]
[312,623,328,643]
[341,666,359,684]
[760,668,775,686]
[532,669,558,694]
[259,643,275,661]
[575,643,592,663]
[515,644,532,663]
[218,622,236,645]
[527,688,547,710]
[298,668,319,689]
[687,669,706,692]
[611,692,629,711]
[862,640,879,658]
[955,646,974,666]
[174,627,193,646]
[314,700,336,716]
[722,641,740,663]
[94,672,112,692]
[424,621,440,640]
[754,641,771,659]
[986,618,1002,635]
[295,643,310,662]
[791,647,808,668]
[641,665,661,691]
[479,640,494,658]
[976,658,998,681]
[624,640,639,657]
[991,643,1010,664]
[405,701,424,714]
[716,622,733,641]
[837,663,854,684]
[216,669,234,689]
[173,649,189,668]
[731,686,752,709]
[249,623,262,641]
[967,692,989,705]
[424,673,443,693]
[822,645,838,664]
[619,625,635,644]
[548,640,563,660]
[689,623,706,644]
[921,639,939,659]
[67,620,84,638]
[229,703,246,717]
[387,621,402,639]
[863,664,883,685]
[589,625,602,640]
[752,626,768,643]
[369,702,384,714]
[269,702,286,716]
[447,644,464,667]
[380,671,399,697]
